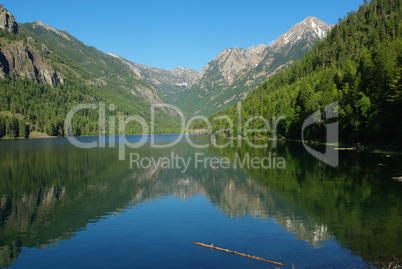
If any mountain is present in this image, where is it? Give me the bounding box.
[0,5,181,139]
[23,21,168,106]
[175,17,331,116]
[108,53,198,102]
[101,17,330,117]
[210,0,402,148]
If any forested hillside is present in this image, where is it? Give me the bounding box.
[209,0,402,148]
[0,7,181,139]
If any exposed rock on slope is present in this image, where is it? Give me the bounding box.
[0,40,65,86]
[188,44,267,89]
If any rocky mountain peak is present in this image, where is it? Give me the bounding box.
[0,5,18,34]
[301,16,330,38]
[272,16,331,47]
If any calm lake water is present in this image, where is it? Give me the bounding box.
[0,135,401,268]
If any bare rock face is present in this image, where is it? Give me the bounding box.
[189,43,267,89]
[0,41,65,87]
[0,6,65,87]
[0,4,18,34]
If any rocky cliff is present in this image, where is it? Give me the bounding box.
[0,6,64,87]
[0,40,65,86]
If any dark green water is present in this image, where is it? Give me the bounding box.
[0,136,401,268]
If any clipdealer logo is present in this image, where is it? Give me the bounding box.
[301,101,339,167]
[64,101,339,171]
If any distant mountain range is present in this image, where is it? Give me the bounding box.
[107,54,198,101]
[110,17,331,117]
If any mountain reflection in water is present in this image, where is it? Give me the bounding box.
[0,136,401,268]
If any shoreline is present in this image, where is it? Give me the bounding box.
[1,133,401,156]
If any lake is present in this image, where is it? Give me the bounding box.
[0,135,401,268]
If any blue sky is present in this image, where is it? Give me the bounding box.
[4,0,364,71]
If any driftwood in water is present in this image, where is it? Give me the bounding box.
[193,242,285,266]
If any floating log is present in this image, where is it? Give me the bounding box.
[334,148,356,150]
[193,242,285,266]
